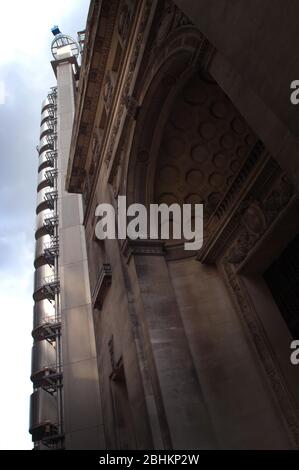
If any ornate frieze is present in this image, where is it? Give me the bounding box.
[66,0,119,193]
[103,71,115,111]
[118,1,134,44]
[122,239,165,263]
[153,0,192,48]
[197,143,288,264]
[105,0,153,166]
[226,175,295,267]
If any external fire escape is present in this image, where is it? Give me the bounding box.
[30,86,64,450]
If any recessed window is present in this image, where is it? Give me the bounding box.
[264,234,299,338]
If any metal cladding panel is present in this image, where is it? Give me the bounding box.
[41,108,52,125]
[39,137,53,154]
[29,389,58,437]
[35,209,53,236]
[33,300,55,330]
[37,168,52,192]
[36,187,52,213]
[31,341,57,378]
[38,151,52,172]
[41,97,52,112]
[34,265,54,293]
[40,122,53,139]
[34,234,52,265]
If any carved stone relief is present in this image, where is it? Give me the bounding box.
[103,72,115,112]
[118,1,133,44]
[226,175,294,266]
[154,0,192,48]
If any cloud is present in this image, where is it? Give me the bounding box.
[0,0,90,450]
[1,0,77,66]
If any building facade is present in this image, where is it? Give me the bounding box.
[28,0,299,450]
[29,32,103,450]
[65,0,299,450]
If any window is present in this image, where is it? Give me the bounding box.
[264,234,299,338]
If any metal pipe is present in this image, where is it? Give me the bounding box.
[52,95,64,447]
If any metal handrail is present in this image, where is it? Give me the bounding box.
[43,274,60,285]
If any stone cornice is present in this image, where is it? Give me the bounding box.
[66,0,119,193]
[122,239,165,263]
[82,0,157,225]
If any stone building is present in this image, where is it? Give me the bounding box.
[66,0,299,449]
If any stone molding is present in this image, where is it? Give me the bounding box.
[92,263,112,309]
[221,261,299,448]
[122,239,165,263]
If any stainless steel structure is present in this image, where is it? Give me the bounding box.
[33,300,56,340]
[30,29,102,450]
[30,389,58,443]
[51,33,80,60]
[30,87,63,449]
[31,341,57,387]
[35,209,57,239]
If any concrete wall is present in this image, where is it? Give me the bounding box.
[56,55,105,449]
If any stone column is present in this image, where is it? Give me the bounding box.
[123,239,217,449]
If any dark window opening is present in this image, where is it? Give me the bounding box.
[264,234,299,338]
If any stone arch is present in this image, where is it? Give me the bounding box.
[124,27,258,255]
[119,22,299,449]
[125,26,208,206]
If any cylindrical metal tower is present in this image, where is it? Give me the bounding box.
[29,26,102,451]
[29,87,64,450]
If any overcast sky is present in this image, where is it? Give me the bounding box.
[0,0,90,450]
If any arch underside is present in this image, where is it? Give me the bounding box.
[120,24,299,448]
